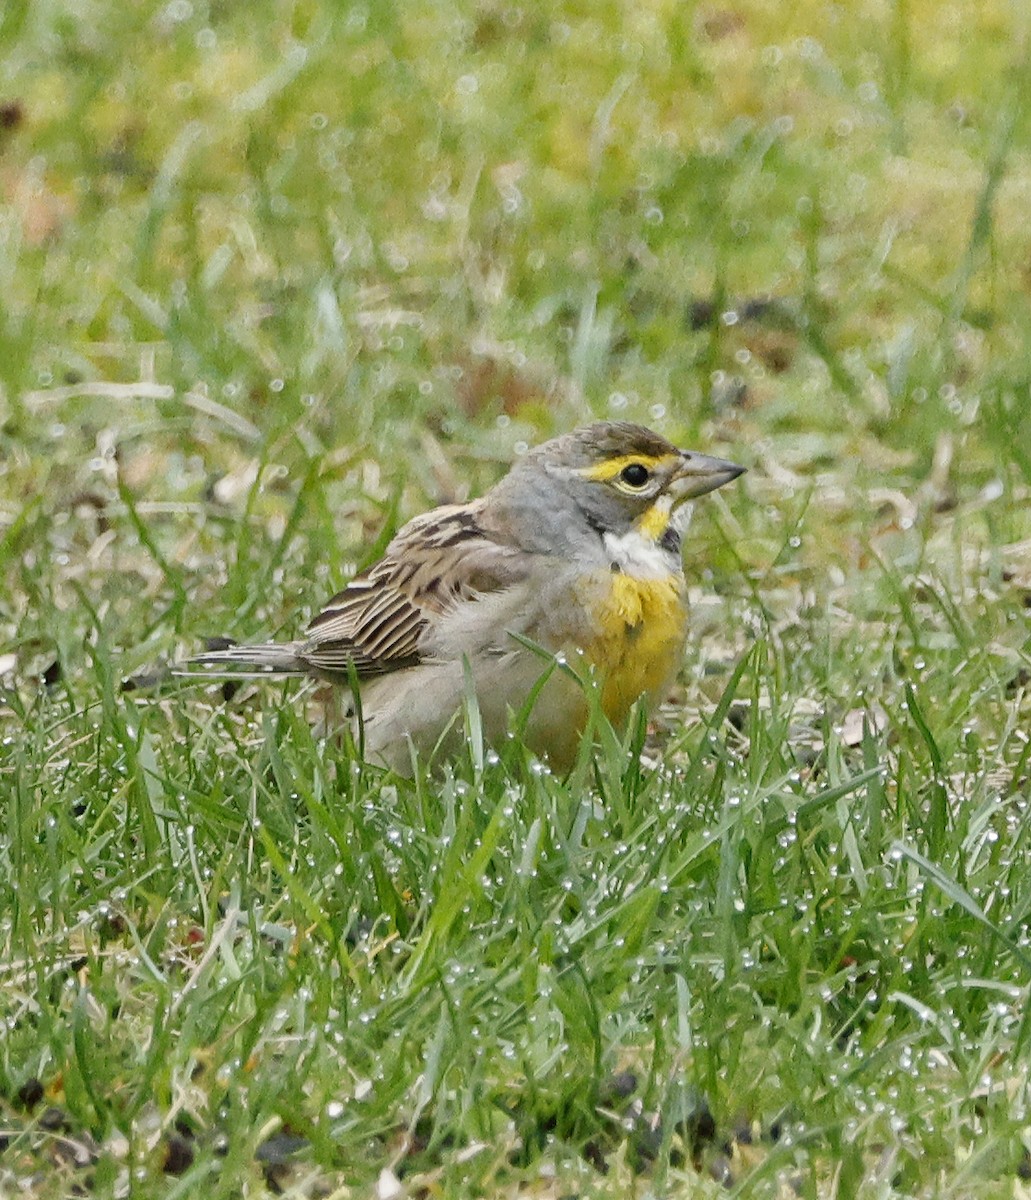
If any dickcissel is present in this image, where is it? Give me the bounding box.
[189,422,743,771]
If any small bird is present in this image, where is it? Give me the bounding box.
[187,422,744,771]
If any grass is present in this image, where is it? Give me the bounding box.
[3,0,1031,1194]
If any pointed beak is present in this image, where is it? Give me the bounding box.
[671,450,746,501]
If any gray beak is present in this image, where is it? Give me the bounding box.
[672,450,746,500]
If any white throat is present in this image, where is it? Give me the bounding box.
[602,527,678,578]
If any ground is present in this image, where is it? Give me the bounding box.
[2,1,1031,1196]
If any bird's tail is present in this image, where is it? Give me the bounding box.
[175,638,309,678]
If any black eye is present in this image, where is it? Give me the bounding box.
[620,463,650,488]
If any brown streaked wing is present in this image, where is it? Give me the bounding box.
[302,585,426,676]
[298,501,528,679]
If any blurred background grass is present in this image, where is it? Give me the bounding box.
[3,0,1031,631]
[3,0,1031,655]
[3,1,1031,1195]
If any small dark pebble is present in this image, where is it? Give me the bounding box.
[760,342,794,374]
[599,1070,638,1105]
[16,1078,44,1110]
[1006,668,1031,697]
[726,702,749,732]
[709,1153,734,1187]
[39,1106,70,1131]
[629,1120,664,1170]
[687,300,715,329]
[263,1161,291,1195]
[162,1134,195,1176]
[583,1139,607,1173]
[767,1108,799,1143]
[731,1116,753,1145]
[255,1132,309,1164]
[0,101,23,129]
[1017,1150,1031,1180]
[680,1098,716,1150]
[97,913,128,943]
[791,742,821,771]
[52,1132,98,1169]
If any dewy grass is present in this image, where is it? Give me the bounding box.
[3,0,1031,1195]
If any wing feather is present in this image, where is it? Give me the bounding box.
[295,501,531,680]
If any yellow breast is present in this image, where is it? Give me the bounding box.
[578,572,687,726]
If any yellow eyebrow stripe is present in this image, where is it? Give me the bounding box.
[579,452,680,483]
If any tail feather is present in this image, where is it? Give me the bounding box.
[176,641,309,677]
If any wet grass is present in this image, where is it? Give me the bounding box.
[3,0,1031,1195]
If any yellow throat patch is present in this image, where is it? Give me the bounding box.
[579,570,687,726]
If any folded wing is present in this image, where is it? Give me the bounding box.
[294,501,531,679]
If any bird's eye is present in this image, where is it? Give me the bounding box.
[619,463,651,488]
